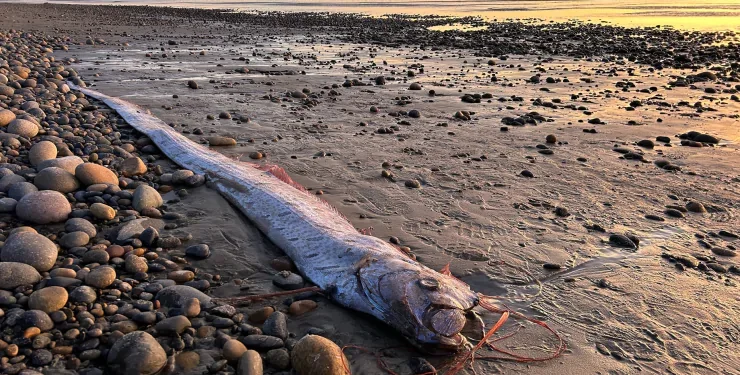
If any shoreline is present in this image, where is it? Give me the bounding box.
[0,2,739,375]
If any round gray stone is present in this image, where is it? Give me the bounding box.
[16,190,71,224]
[107,331,166,375]
[0,262,42,290]
[0,232,58,272]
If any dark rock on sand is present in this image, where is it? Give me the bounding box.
[107,331,167,375]
[0,262,42,290]
[1,232,58,272]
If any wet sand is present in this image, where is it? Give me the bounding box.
[2,3,739,374]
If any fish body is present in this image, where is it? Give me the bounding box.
[69,83,478,352]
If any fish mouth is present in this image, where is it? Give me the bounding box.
[417,332,468,355]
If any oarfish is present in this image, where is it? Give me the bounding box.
[69,83,480,353]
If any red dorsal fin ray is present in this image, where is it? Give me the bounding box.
[440,263,452,276]
[252,163,353,225]
[256,164,308,193]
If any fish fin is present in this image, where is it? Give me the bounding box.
[440,263,452,276]
[256,164,308,192]
[253,164,353,225]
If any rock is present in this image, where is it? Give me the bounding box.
[291,335,350,375]
[20,310,54,331]
[223,339,248,361]
[545,134,557,144]
[107,331,167,375]
[8,119,39,138]
[609,234,637,249]
[29,141,57,166]
[171,170,194,184]
[16,190,71,224]
[69,286,97,304]
[65,218,97,237]
[272,271,304,290]
[59,231,90,249]
[168,270,195,283]
[156,315,191,335]
[83,249,110,264]
[409,83,422,90]
[711,247,737,257]
[37,156,84,174]
[90,203,116,220]
[125,255,148,273]
[156,285,213,309]
[187,80,199,89]
[34,167,80,193]
[182,298,201,318]
[185,244,211,259]
[405,180,421,189]
[1,232,58,272]
[85,266,117,289]
[208,137,237,146]
[289,300,318,316]
[7,181,37,201]
[133,185,163,211]
[0,173,26,192]
[116,218,151,242]
[120,157,147,177]
[237,350,263,375]
[0,262,42,290]
[266,348,290,370]
[686,201,707,213]
[239,335,284,350]
[139,226,159,247]
[693,134,719,144]
[0,109,15,127]
[262,312,288,340]
[28,287,68,313]
[75,163,119,186]
[0,197,16,213]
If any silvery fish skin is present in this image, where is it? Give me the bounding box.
[69,83,479,352]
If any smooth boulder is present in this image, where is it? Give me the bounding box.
[29,141,57,166]
[34,167,80,193]
[28,286,68,313]
[75,163,119,186]
[291,335,350,375]
[8,118,39,138]
[107,331,167,375]
[16,190,71,224]
[0,262,42,290]
[133,185,163,211]
[0,232,58,272]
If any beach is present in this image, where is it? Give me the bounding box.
[0,2,738,375]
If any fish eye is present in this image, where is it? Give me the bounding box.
[418,278,440,290]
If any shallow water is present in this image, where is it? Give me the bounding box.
[10,0,740,31]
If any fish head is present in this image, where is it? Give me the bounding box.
[359,258,478,354]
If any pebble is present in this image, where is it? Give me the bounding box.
[69,286,97,304]
[263,311,289,340]
[609,234,637,249]
[90,202,116,220]
[291,335,350,375]
[34,167,80,193]
[107,331,167,375]
[125,254,149,273]
[169,270,195,283]
[0,109,15,126]
[686,201,707,213]
[711,247,737,257]
[75,163,119,186]
[37,156,83,174]
[8,118,39,138]
[185,244,211,259]
[1,232,58,272]
[16,190,71,224]
[289,300,318,315]
[237,350,263,375]
[156,285,213,309]
[208,136,237,146]
[121,157,147,177]
[28,286,68,313]
[59,231,90,249]
[85,266,117,289]
[156,315,192,335]
[7,182,36,201]
[266,348,291,370]
[133,185,164,211]
[28,141,57,166]
[223,339,248,361]
[240,335,284,350]
[0,197,16,213]
[0,262,42,290]
[272,271,304,290]
[20,310,54,331]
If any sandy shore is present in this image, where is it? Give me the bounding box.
[1,3,739,375]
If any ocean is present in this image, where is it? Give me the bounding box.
[10,0,740,31]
